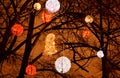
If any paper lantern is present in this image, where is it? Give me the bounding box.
[41,10,52,23]
[26,65,36,76]
[44,33,57,55]
[82,29,90,38]
[11,24,24,36]
[33,2,41,10]
[97,50,104,58]
[55,56,71,73]
[85,15,93,23]
[45,0,60,13]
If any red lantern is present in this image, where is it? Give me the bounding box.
[41,10,52,23]
[11,24,24,36]
[82,29,90,38]
[26,65,36,76]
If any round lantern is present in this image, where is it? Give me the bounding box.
[85,15,93,23]
[82,29,90,38]
[41,10,52,23]
[33,2,41,10]
[26,64,36,76]
[97,50,104,58]
[45,0,60,13]
[11,24,24,36]
[55,56,71,73]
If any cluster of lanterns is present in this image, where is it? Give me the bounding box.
[25,50,104,76]
[11,0,61,36]
[33,0,60,23]
[11,0,103,76]
[84,15,104,58]
[25,56,71,76]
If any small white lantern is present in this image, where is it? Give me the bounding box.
[45,0,60,13]
[97,50,104,58]
[55,56,71,73]
[33,3,41,10]
[85,15,93,23]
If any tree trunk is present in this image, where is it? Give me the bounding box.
[17,12,35,78]
[102,57,109,78]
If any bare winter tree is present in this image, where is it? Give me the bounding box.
[0,0,120,78]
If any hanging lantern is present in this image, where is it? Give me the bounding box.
[45,0,60,13]
[55,56,71,73]
[41,10,52,23]
[33,2,41,10]
[44,33,57,55]
[11,24,24,36]
[26,64,36,76]
[97,50,104,58]
[85,15,93,23]
[82,29,90,38]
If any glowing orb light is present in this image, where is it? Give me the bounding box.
[85,15,93,23]
[45,0,60,13]
[44,33,57,55]
[55,56,71,73]
[11,24,24,36]
[97,50,104,58]
[82,29,90,38]
[41,10,52,23]
[26,65,36,76]
[33,2,41,10]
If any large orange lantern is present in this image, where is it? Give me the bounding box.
[11,24,24,36]
[41,10,52,23]
[26,64,36,76]
[82,29,90,38]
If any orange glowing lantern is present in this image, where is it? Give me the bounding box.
[11,24,24,36]
[41,10,52,23]
[26,65,36,76]
[82,29,90,38]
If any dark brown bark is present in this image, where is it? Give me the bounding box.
[17,11,35,78]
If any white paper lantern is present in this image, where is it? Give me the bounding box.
[85,15,93,23]
[55,56,71,73]
[34,3,41,10]
[45,0,60,13]
[97,50,104,58]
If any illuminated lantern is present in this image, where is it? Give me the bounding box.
[33,2,41,10]
[45,0,60,13]
[44,33,57,55]
[97,50,104,58]
[55,56,71,73]
[41,10,52,23]
[11,24,24,36]
[26,65,36,76]
[82,29,90,38]
[85,15,93,23]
